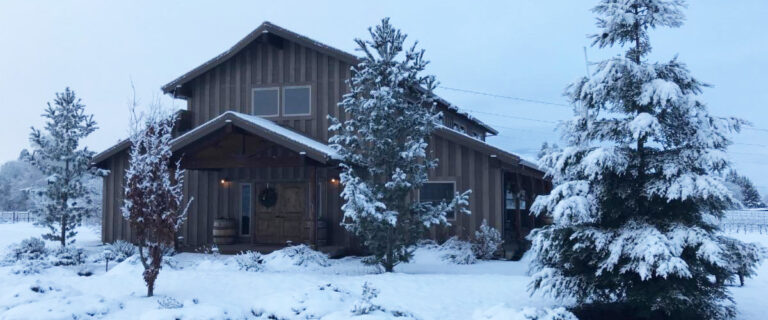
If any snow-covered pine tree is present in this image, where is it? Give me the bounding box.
[329,18,469,272]
[122,106,191,297]
[725,170,765,208]
[528,1,758,319]
[21,88,103,246]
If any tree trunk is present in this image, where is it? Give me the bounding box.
[60,214,67,247]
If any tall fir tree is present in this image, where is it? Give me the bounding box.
[22,88,103,246]
[329,18,469,272]
[528,1,758,319]
[122,106,191,297]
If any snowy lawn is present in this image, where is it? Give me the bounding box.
[0,222,765,320]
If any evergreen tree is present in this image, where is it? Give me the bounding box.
[725,170,765,208]
[329,18,469,272]
[122,106,191,297]
[528,1,757,319]
[21,88,103,246]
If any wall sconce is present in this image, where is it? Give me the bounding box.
[220,177,229,185]
[330,178,338,184]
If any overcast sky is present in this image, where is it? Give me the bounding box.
[1,0,766,195]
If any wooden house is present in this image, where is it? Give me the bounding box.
[93,22,550,257]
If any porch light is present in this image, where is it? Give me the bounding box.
[330,178,338,184]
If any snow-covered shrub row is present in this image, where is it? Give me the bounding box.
[439,237,477,265]
[2,237,88,274]
[473,219,503,260]
[5,237,48,262]
[234,251,265,272]
[270,244,330,268]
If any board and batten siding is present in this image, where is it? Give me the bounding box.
[427,134,504,240]
[185,40,351,145]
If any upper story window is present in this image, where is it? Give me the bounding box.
[419,181,456,219]
[252,87,280,117]
[283,86,311,116]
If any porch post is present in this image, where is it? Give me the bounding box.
[308,164,318,248]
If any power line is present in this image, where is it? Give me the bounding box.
[438,86,570,108]
[441,85,768,134]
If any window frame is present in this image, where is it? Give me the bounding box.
[240,183,253,236]
[251,87,280,118]
[281,85,312,117]
[418,180,458,220]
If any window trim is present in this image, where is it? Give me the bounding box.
[251,87,280,118]
[281,85,312,117]
[240,183,252,236]
[418,180,458,220]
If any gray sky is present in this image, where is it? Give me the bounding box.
[1,0,766,195]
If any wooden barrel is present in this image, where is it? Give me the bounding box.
[213,218,236,245]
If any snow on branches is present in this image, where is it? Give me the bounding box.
[21,88,104,246]
[122,105,191,297]
[329,18,469,272]
[528,1,761,319]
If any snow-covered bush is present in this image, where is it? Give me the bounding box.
[109,240,136,262]
[157,296,183,309]
[3,237,51,274]
[11,259,51,275]
[474,305,578,320]
[50,246,86,266]
[234,251,265,272]
[472,219,503,260]
[12,237,48,260]
[272,244,330,268]
[718,236,765,286]
[351,282,382,315]
[440,237,476,265]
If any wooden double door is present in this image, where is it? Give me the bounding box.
[252,182,307,244]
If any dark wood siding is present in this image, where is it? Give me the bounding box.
[425,135,505,240]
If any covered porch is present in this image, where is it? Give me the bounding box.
[169,112,348,253]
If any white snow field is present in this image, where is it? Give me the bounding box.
[0,222,765,320]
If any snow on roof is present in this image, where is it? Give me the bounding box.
[223,111,340,160]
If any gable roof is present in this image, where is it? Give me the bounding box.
[92,111,339,167]
[160,21,497,135]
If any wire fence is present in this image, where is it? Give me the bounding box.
[721,209,768,234]
[0,211,37,224]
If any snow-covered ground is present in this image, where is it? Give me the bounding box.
[0,223,765,320]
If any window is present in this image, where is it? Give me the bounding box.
[420,182,456,219]
[283,86,311,116]
[252,88,279,117]
[240,183,252,236]
[505,189,517,210]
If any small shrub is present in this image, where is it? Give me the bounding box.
[275,244,330,267]
[472,219,503,260]
[12,259,51,275]
[157,296,183,309]
[50,246,87,266]
[110,240,136,262]
[351,282,382,315]
[234,251,265,272]
[11,237,48,261]
[440,237,477,265]
[718,236,765,286]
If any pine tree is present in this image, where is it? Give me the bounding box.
[122,106,191,297]
[725,170,765,208]
[329,18,469,272]
[528,1,757,319]
[21,88,103,246]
